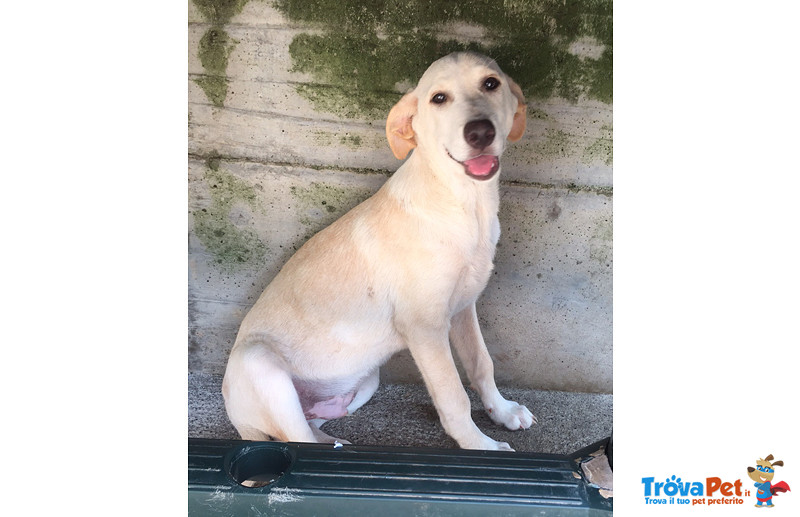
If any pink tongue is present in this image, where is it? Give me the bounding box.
[463,155,498,176]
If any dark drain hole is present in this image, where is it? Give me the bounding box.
[227,444,292,488]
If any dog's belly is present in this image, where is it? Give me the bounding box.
[292,375,366,420]
[299,391,355,420]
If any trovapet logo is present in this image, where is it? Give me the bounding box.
[641,453,792,508]
[641,475,747,506]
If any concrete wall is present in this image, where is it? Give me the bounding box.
[188,0,613,393]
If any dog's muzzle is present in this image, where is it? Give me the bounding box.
[447,118,501,180]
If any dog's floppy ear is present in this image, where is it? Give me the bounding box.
[506,77,527,142]
[386,92,418,160]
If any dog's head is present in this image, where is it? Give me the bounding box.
[386,52,526,181]
[747,454,784,483]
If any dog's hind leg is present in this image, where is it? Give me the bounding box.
[222,345,317,443]
[450,304,537,431]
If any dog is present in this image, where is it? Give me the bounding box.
[747,455,791,507]
[222,52,534,451]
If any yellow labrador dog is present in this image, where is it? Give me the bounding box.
[223,52,534,451]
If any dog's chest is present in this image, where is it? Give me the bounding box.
[450,211,500,307]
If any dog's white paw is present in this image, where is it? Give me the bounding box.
[462,433,515,451]
[494,440,515,452]
[488,400,536,431]
[476,435,515,452]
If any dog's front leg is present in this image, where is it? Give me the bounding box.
[450,304,537,431]
[401,322,513,451]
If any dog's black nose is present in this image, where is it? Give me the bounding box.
[464,119,496,150]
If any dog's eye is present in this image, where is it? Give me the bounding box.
[431,93,447,104]
[483,77,501,91]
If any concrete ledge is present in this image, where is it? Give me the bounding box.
[189,372,612,455]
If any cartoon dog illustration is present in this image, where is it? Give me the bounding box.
[747,454,791,508]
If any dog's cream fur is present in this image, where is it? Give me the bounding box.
[222,52,535,451]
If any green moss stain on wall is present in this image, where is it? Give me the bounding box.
[290,182,373,228]
[194,0,250,22]
[532,125,613,166]
[193,156,268,270]
[288,30,449,120]
[340,134,362,148]
[311,130,358,147]
[274,0,612,119]
[195,27,237,106]
[587,48,612,104]
[192,0,252,106]
[589,213,613,267]
[535,129,574,161]
[583,124,613,166]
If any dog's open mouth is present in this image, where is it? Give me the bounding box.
[447,151,500,180]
